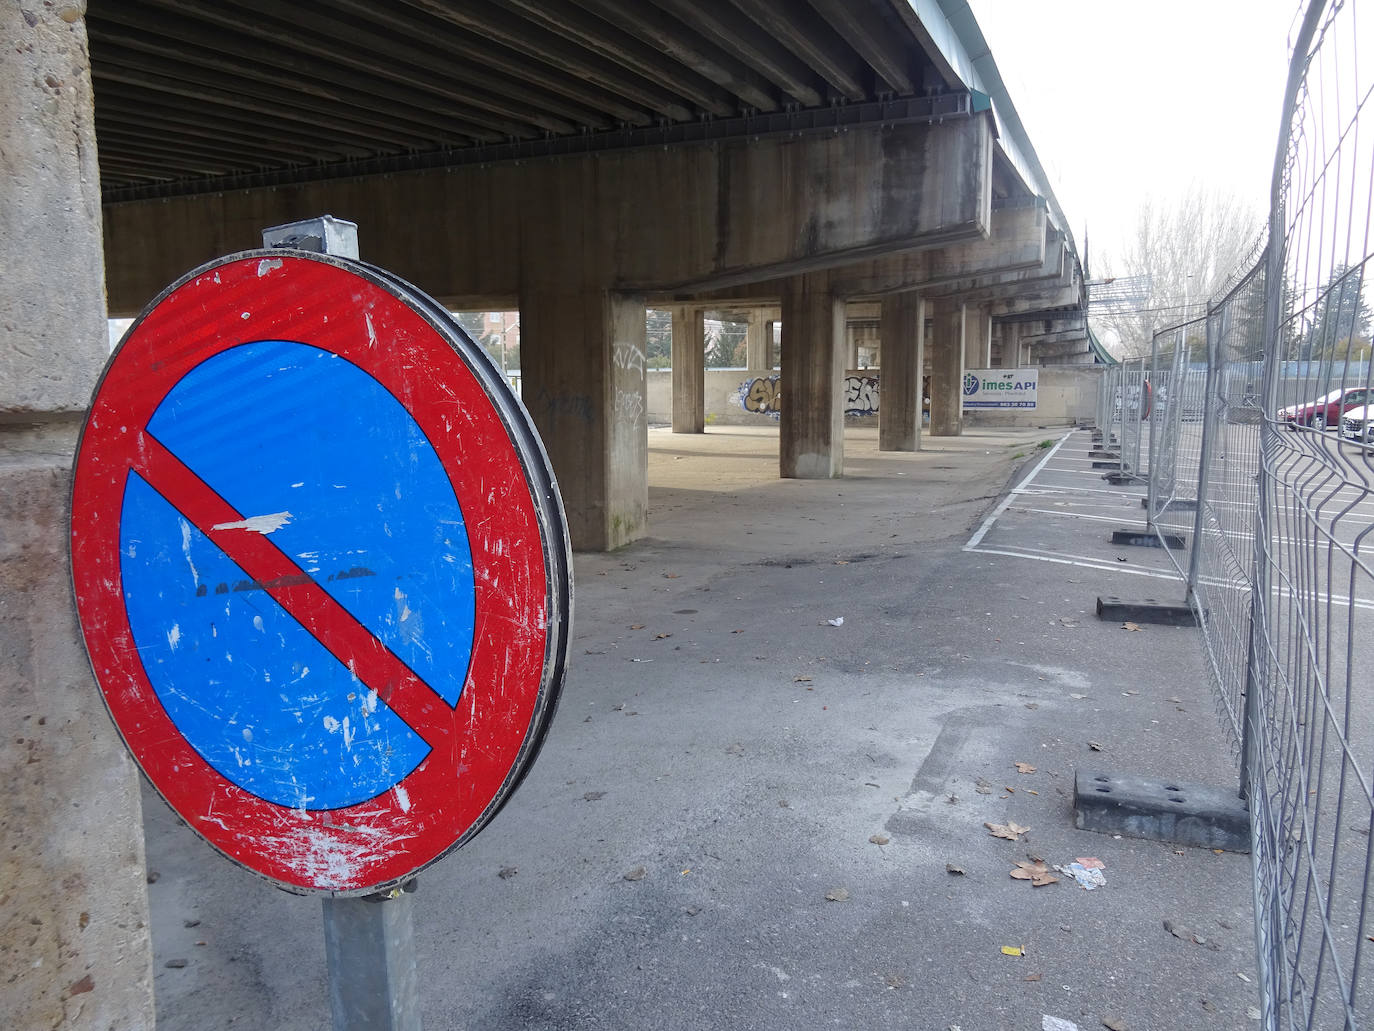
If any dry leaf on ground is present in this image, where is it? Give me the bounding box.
[1122,621,1142,631]
[869,833,891,845]
[1015,762,1036,774]
[985,820,1030,841]
[825,887,850,902]
[623,866,647,881]
[1010,859,1059,887]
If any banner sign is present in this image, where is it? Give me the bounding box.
[962,368,1039,409]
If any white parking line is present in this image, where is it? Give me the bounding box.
[964,431,1072,549]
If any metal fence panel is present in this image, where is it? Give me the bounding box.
[1130,3,1373,1025]
[1148,320,1209,580]
[1193,259,1268,749]
[1249,2,1374,1024]
[1118,357,1147,479]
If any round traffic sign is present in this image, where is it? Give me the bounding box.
[72,251,571,895]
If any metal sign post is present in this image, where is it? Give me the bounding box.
[71,217,571,1030]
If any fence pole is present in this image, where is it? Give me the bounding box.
[1185,308,1220,598]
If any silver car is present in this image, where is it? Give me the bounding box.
[1341,403,1374,445]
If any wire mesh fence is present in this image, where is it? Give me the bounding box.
[1117,357,1148,480]
[1250,2,1374,1024]
[1124,2,1374,1026]
[1146,317,1209,582]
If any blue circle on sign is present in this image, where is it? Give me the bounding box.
[963,372,980,396]
[118,340,476,810]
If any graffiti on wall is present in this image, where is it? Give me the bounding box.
[844,374,879,416]
[735,373,881,418]
[737,375,782,418]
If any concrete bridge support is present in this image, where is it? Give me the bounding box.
[519,279,650,551]
[878,293,926,451]
[1,6,153,1026]
[964,305,993,370]
[745,308,775,370]
[999,322,1022,368]
[780,272,845,479]
[671,307,706,434]
[929,299,966,437]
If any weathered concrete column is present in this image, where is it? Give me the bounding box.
[964,305,993,370]
[999,322,1022,368]
[780,272,844,478]
[744,308,770,370]
[520,285,648,550]
[670,306,705,433]
[878,293,925,451]
[1,5,155,1027]
[929,299,966,437]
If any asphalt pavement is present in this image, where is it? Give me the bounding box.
[142,425,1260,1031]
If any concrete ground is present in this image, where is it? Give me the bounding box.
[142,425,1260,1031]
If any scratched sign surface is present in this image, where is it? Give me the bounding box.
[71,252,571,895]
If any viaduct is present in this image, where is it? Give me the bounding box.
[1,2,1089,1024]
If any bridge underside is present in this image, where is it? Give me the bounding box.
[89,1,1086,555]
[1,6,1094,1024]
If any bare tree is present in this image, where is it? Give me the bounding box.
[1093,185,1262,358]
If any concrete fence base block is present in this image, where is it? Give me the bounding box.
[1102,471,1146,485]
[1096,595,1198,626]
[1092,460,1123,469]
[1074,769,1250,852]
[1110,530,1186,549]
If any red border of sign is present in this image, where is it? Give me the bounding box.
[72,254,551,893]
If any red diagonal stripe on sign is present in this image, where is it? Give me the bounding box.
[131,433,452,748]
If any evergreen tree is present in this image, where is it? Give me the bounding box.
[1304,263,1372,361]
[645,309,672,370]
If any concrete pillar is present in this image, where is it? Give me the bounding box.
[780,272,844,478]
[845,324,860,371]
[764,319,779,368]
[999,322,1022,369]
[1,5,155,1027]
[521,287,648,550]
[878,293,925,451]
[964,305,993,370]
[745,308,769,370]
[929,299,966,437]
[670,306,705,433]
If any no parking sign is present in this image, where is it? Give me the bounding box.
[71,251,571,895]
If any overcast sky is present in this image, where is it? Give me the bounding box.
[967,0,1301,272]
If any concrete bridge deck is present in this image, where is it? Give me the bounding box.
[142,426,1257,1030]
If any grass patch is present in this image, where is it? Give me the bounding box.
[1037,439,1055,449]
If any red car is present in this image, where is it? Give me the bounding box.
[1277,386,1371,430]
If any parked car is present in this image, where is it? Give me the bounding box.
[1277,386,1371,430]
[1341,404,1374,446]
